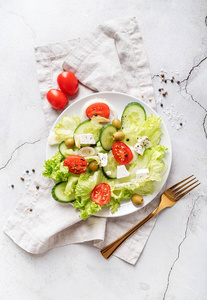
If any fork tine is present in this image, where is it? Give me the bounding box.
[176,183,200,200]
[173,179,199,196]
[171,177,197,194]
[169,175,194,190]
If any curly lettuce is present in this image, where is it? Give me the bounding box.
[65,175,79,197]
[42,151,69,182]
[123,114,162,146]
[54,115,81,141]
[73,171,102,209]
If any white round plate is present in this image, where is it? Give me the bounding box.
[46,91,172,218]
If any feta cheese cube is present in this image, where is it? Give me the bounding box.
[136,168,149,180]
[117,165,130,179]
[105,171,111,176]
[74,134,96,148]
[134,136,151,155]
[137,136,151,148]
[134,143,145,156]
[98,153,108,167]
[79,134,96,145]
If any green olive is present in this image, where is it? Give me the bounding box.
[131,194,143,205]
[65,137,75,148]
[112,118,122,130]
[88,161,99,171]
[113,131,125,141]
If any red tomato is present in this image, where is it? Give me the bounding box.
[57,71,79,95]
[86,103,110,119]
[91,183,111,205]
[112,142,133,165]
[46,89,68,110]
[63,155,87,175]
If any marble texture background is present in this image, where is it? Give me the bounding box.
[0,0,207,299]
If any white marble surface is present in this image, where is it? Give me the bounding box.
[0,1,207,299]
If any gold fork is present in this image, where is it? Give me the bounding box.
[101,175,200,259]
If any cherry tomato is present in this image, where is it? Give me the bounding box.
[91,183,111,205]
[86,103,110,119]
[112,142,133,165]
[57,71,79,95]
[46,89,68,110]
[63,155,87,175]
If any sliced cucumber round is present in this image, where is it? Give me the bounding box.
[99,124,117,151]
[59,141,68,157]
[102,151,118,179]
[52,182,75,203]
[74,120,100,142]
[121,102,146,129]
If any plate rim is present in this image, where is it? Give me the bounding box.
[46,91,172,218]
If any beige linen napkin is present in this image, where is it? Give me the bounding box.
[4,17,158,265]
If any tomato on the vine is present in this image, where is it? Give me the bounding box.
[57,71,79,95]
[91,183,111,205]
[46,89,68,110]
[86,103,110,119]
[63,155,87,175]
[112,142,133,165]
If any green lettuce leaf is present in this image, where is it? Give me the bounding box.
[42,151,69,182]
[127,145,166,182]
[54,115,81,141]
[123,114,162,146]
[65,175,79,197]
[73,170,102,209]
[79,200,102,220]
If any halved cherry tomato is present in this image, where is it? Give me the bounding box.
[63,155,87,175]
[86,103,110,119]
[46,89,68,110]
[57,71,79,95]
[112,142,133,165]
[91,183,111,205]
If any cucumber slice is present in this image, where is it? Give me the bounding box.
[102,151,118,179]
[121,102,146,129]
[99,124,117,151]
[52,182,75,203]
[59,141,68,157]
[74,120,100,142]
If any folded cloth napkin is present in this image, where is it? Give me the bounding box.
[4,17,159,265]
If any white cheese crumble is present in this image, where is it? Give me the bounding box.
[48,132,60,145]
[74,134,96,148]
[134,136,151,156]
[136,168,149,181]
[98,153,108,167]
[117,165,130,179]
[105,171,111,176]
[134,143,145,156]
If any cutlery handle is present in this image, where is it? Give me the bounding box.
[100,203,165,259]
